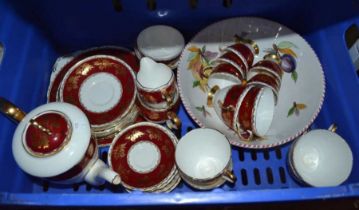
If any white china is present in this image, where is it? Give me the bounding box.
[137,25,185,62]
[0,98,121,186]
[175,128,236,190]
[289,126,353,187]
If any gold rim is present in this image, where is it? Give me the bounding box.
[22,110,73,158]
[207,85,220,107]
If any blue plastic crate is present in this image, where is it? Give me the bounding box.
[0,0,359,207]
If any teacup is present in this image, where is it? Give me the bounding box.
[248,53,283,83]
[0,97,120,186]
[288,124,353,187]
[207,62,244,90]
[136,25,185,69]
[207,40,258,89]
[175,128,236,190]
[136,57,178,109]
[136,91,181,130]
[209,84,275,141]
[247,72,280,102]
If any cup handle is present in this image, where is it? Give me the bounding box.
[0,97,26,123]
[222,169,237,184]
[163,93,174,106]
[207,85,220,107]
[234,34,259,55]
[328,123,337,133]
[166,111,182,130]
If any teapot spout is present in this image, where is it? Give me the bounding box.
[84,159,121,186]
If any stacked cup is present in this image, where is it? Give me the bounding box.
[136,57,181,130]
[207,38,283,141]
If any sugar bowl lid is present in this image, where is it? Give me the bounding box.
[12,102,91,178]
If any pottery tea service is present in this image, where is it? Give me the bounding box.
[135,25,185,69]
[175,128,236,190]
[0,98,120,186]
[288,124,353,187]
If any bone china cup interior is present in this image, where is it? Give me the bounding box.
[137,25,185,62]
[175,128,233,188]
[290,129,353,187]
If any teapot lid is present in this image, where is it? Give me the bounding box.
[23,111,72,157]
[12,102,91,178]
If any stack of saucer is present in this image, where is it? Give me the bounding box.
[108,122,181,192]
[47,46,140,146]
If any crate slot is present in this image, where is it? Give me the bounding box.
[240,169,248,186]
[86,184,92,192]
[112,0,123,12]
[279,167,287,184]
[147,0,156,11]
[238,149,245,161]
[42,181,49,192]
[72,184,80,192]
[250,150,257,161]
[266,168,274,184]
[223,0,232,8]
[253,168,261,185]
[263,150,270,160]
[275,148,282,160]
[101,151,108,162]
[189,0,197,9]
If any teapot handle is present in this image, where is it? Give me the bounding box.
[0,97,26,123]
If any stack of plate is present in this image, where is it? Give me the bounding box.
[108,122,181,192]
[47,46,140,147]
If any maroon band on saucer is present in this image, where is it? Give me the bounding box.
[61,57,136,126]
[48,47,139,102]
[109,124,176,189]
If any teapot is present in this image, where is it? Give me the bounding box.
[0,97,121,186]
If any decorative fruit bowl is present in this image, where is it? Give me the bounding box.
[177,17,325,149]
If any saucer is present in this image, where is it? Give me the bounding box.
[108,122,178,191]
[59,55,136,128]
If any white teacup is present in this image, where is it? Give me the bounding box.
[210,84,275,141]
[136,57,178,109]
[175,128,236,190]
[288,124,353,187]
